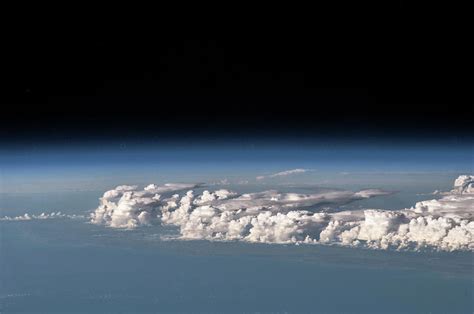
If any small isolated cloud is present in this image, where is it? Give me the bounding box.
[256,168,311,180]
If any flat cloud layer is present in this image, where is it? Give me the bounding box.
[90,175,474,251]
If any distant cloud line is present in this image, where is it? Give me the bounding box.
[0,211,85,221]
[256,168,311,180]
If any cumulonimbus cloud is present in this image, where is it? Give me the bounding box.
[256,168,311,180]
[89,175,474,251]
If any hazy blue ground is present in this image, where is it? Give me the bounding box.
[1,142,472,312]
[1,212,472,313]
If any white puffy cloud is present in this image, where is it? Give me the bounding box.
[90,183,200,228]
[90,175,474,252]
[256,168,311,180]
[452,175,473,194]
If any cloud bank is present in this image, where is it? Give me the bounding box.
[256,168,310,180]
[8,177,469,252]
[89,175,474,251]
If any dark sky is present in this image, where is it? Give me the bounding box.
[2,38,471,146]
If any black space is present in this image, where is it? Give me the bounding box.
[2,35,472,146]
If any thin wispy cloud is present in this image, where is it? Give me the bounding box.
[256,168,312,180]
